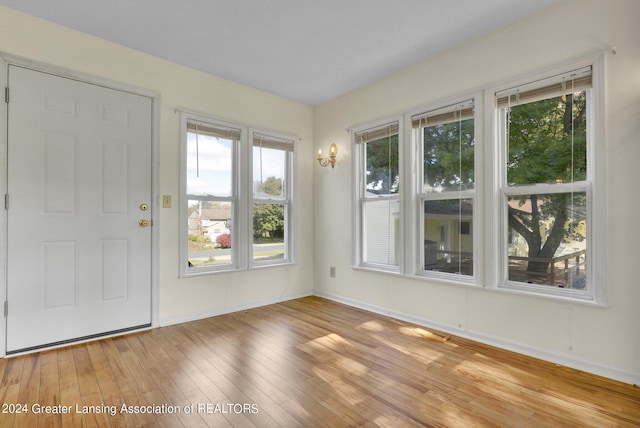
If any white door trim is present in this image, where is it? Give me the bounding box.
[0,52,161,357]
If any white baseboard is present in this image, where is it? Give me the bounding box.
[314,291,640,387]
[159,290,313,327]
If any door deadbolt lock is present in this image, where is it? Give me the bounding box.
[139,219,149,228]
[140,203,149,211]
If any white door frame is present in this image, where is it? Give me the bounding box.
[0,53,161,357]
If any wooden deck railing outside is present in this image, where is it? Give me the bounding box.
[509,249,586,287]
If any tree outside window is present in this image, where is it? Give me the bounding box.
[251,132,293,265]
[500,69,591,290]
[414,99,476,279]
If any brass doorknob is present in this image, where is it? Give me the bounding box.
[139,219,149,227]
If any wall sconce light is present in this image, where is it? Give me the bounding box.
[317,143,337,168]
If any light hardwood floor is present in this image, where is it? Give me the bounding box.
[0,296,638,427]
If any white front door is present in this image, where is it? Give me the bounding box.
[6,66,152,353]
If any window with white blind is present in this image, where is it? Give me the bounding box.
[347,57,604,303]
[411,97,479,283]
[179,112,296,276]
[251,130,294,266]
[352,118,402,272]
[491,59,605,303]
[180,115,241,275]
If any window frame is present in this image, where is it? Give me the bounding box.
[351,116,404,274]
[406,93,483,286]
[485,55,606,305]
[179,111,297,277]
[249,128,295,268]
[179,112,246,276]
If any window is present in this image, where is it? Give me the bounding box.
[251,130,294,266]
[348,57,604,304]
[179,112,296,276]
[181,115,240,274]
[459,221,471,236]
[493,61,604,302]
[412,99,478,281]
[352,119,402,271]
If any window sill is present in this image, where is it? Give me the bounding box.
[494,281,606,307]
[352,264,402,277]
[250,260,296,270]
[410,271,480,288]
[180,260,297,278]
[179,266,244,278]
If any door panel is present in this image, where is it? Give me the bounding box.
[6,66,152,352]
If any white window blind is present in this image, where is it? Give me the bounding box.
[412,100,475,128]
[252,133,294,152]
[496,66,592,108]
[187,120,241,140]
[354,122,399,144]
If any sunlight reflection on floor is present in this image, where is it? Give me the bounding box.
[312,365,364,406]
[358,320,385,331]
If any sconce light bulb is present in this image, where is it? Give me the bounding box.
[317,144,337,168]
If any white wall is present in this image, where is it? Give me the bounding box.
[314,0,640,384]
[1,1,638,385]
[0,7,315,331]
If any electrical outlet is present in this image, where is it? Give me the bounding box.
[330,266,336,278]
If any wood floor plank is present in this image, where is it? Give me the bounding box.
[134,332,209,428]
[0,356,24,388]
[236,304,483,426]
[166,325,272,428]
[196,314,370,426]
[192,314,368,426]
[85,339,132,428]
[1,296,639,427]
[73,345,113,427]
[56,346,85,427]
[0,384,20,428]
[15,353,40,428]
[184,332,303,426]
[220,308,372,425]
[98,337,157,427]
[38,350,62,428]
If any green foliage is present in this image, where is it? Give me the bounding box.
[423,119,475,191]
[253,177,285,238]
[506,92,588,271]
[188,233,210,244]
[507,93,587,185]
[253,203,285,238]
[365,134,399,194]
[257,176,283,197]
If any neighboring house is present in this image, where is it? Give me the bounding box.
[363,191,400,266]
[188,207,232,242]
[364,193,474,268]
[423,199,473,268]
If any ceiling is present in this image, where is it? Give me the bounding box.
[1,0,559,106]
